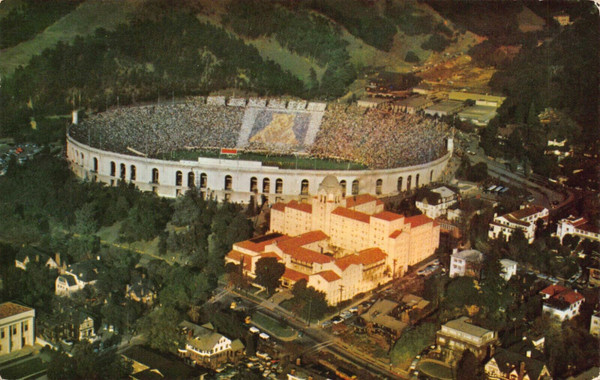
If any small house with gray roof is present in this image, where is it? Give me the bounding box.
[178,321,244,369]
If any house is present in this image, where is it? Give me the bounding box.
[360,299,407,338]
[0,302,35,355]
[126,281,156,305]
[500,259,517,281]
[178,321,244,370]
[489,205,549,243]
[589,311,600,338]
[123,345,208,380]
[415,186,458,219]
[556,215,600,244]
[227,176,439,305]
[436,316,498,362]
[485,348,552,380]
[449,249,484,278]
[55,260,99,296]
[540,284,585,321]
[15,248,59,271]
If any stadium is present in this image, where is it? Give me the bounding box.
[66,96,453,204]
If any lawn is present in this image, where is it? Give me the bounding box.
[0,0,138,75]
[251,312,295,339]
[418,359,453,380]
[158,149,367,171]
[0,357,47,380]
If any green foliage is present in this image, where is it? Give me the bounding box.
[390,323,436,365]
[456,350,484,380]
[443,276,480,310]
[0,260,57,313]
[137,306,184,353]
[420,33,450,52]
[0,0,82,49]
[254,257,285,295]
[289,279,329,321]
[404,51,420,63]
[47,341,131,380]
[385,2,436,36]
[119,193,172,242]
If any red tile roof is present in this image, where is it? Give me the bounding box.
[541,285,584,305]
[278,231,328,250]
[389,230,402,239]
[0,302,33,319]
[286,200,313,213]
[345,194,378,208]
[511,205,547,220]
[405,214,433,228]
[335,248,387,271]
[332,207,370,223]
[260,252,281,260]
[285,246,333,264]
[271,203,286,212]
[316,270,341,283]
[235,234,290,253]
[226,250,252,271]
[372,211,403,222]
[283,268,309,283]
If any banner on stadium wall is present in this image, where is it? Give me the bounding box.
[220,148,238,155]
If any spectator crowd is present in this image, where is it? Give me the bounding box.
[71,100,449,169]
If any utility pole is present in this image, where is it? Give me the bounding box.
[338,284,344,315]
[393,259,397,279]
[306,297,312,327]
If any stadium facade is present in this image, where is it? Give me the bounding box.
[66,97,453,204]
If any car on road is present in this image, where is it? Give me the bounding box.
[321,320,332,328]
[332,316,344,324]
[409,358,419,370]
[340,311,353,319]
[348,306,358,313]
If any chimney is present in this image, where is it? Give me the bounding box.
[72,110,78,125]
[55,253,61,267]
[187,330,193,339]
[519,361,526,380]
[526,350,531,358]
[296,357,301,366]
[452,248,458,255]
[290,369,295,375]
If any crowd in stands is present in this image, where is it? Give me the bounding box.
[71,100,449,169]
[72,102,244,156]
[310,105,450,169]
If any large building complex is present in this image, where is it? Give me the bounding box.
[66,97,452,203]
[0,302,35,355]
[226,176,439,304]
[556,215,600,243]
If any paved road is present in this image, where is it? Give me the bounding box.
[226,287,405,379]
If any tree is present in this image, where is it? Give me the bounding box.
[390,323,436,365]
[456,350,484,380]
[47,342,131,380]
[290,279,328,321]
[137,306,183,353]
[254,257,285,295]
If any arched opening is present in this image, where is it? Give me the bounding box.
[397,177,403,192]
[130,165,136,181]
[250,177,258,193]
[352,180,359,195]
[300,179,309,195]
[340,180,346,197]
[407,175,412,191]
[120,164,126,180]
[263,178,270,193]
[175,171,183,186]
[188,172,195,188]
[375,179,383,195]
[224,175,232,191]
[275,178,283,194]
[416,174,420,188]
[93,158,98,172]
[430,170,434,183]
[152,168,159,184]
[200,173,207,188]
[110,161,116,177]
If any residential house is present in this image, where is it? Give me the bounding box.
[0,302,35,355]
[178,321,244,370]
[540,284,585,321]
[415,186,458,219]
[500,259,518,281]
[361,299,407,338]
[15,248,59,271]
[126,281,156,305]
[123,345,208,380]
[556,215,600,244]
[589,311,600,338]
[436,316,498,362]
[489,205,549,243]
[449,249,484,278]
[55,260,99,296]
[485,348,552,380]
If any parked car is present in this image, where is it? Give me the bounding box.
[332,316,344,324]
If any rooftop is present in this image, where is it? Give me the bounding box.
[332,207,371,224]
[0,302,33,319]
[405,214,434,228]
[335,248,387,271]
[372,211,403,222]
[452,249,484,263]
[443,316,493,338]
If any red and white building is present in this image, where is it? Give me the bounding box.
[488,205,549,243]
[556,215,600,244]
[226,176,439,304]
[540,284,584,321]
